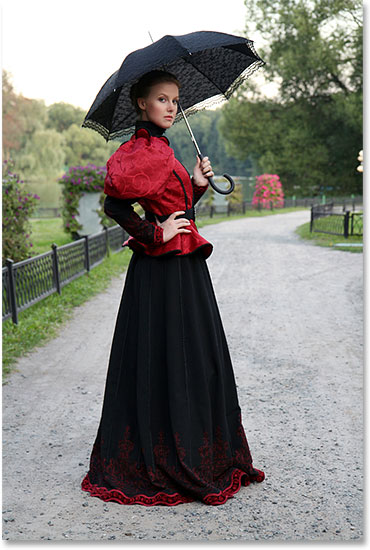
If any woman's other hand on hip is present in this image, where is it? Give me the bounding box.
[155,211,191,243]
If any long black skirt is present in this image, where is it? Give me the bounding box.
[81,250,264,506]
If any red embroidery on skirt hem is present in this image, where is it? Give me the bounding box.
[81,467,265,507]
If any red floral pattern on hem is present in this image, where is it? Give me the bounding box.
[82,413,265,507]
[81,467,265,507]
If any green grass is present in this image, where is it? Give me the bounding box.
[29,217,72,255]
[295,221,363,252]
[2,248,132,381]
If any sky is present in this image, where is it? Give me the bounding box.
[0,0,275,111]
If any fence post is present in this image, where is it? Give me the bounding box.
[242,201,246,214]
[104,227,110,257]
[51,243,61,294]
[270,201,273,211]
[84,235,90,271]
[344,211,350,238]
[6,258,18,325]
[227,202,231,216]
[310,206,314,233]
[210,205,214,218]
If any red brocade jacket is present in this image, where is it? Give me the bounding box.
[103,124,213,259]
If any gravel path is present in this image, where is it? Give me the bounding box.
[2,210,363,541]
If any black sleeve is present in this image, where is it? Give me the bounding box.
[191,177,209,205]
[104,195,163,245]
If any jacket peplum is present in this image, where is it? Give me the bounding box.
[103,122,213,258]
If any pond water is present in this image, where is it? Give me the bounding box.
[24,180,62,208]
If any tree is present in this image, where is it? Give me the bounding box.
[46,102,85,132]
[63,124,117,167]
[2,70,48,161]
[167,109,254,177]
[219,0,363,196]
[2,70,25,159]
[244,0,362,103]
[17,97,48,148]
[17,129,66,180]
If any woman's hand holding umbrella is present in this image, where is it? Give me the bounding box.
[193,156,214,187]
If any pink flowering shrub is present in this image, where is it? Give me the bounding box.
[2,160,40,264]
[252,174,284,209]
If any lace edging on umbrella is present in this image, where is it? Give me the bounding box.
[82,56,265,142]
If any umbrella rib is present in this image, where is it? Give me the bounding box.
[182,56,227,98]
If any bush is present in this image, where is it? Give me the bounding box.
[227,181,243,211]
[252,174,284,209]
[2,160,40,264]
[58,163,115,237]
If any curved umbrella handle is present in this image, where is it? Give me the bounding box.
[198,153,235,195]
[208,173,235,195]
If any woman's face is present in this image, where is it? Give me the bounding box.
[138,82,179,128]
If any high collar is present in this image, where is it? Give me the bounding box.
[135,120,167,138]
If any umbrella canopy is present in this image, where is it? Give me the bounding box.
[83,30,264,141]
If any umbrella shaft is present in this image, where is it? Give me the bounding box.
[178,102,234,195]
[178,103,202,157]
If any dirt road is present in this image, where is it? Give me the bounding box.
[2,211,363,541]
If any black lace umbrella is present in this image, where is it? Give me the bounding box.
[83,31,264,194]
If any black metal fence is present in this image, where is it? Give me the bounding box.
[2,225,127,325]
[310,203,363,238]
[33,195,363,220]
[195,195,363,218]
[195,198,304,217]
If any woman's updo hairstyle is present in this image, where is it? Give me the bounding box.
[130,70,181,115]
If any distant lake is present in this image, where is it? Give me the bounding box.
[24,179,62,208]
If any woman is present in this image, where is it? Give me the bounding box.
[81,70,264,506]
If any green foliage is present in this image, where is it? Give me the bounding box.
[63,124,118,166]
[58,164,113,236]
[2,71,47,159]
[16,128,66,180]
[219,0,363,196]
[227,182,243,208]
[167,110,255,177]
[46,102,85,132]
[2,160,40,264]
[2,72,119,195]
[244,0,362,101]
